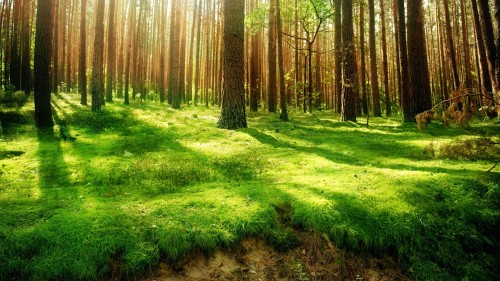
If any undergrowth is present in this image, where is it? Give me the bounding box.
[0,93,499,280]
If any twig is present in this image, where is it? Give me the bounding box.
[487,160,500,173]
[418,90,500,115]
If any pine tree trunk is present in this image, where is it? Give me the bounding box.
[268,0,277,113]
[495,0,500,90]
[380,0,391,117]
[21,0,30,95]
[334,0,342,113]
[360,4,368,116]
[124,0,136,105]
[398,0,413,122]
[79,0,86,105]
[341,0,357,122]
[443,0,460,89]
[90,0,105,111]
[368,0,381,117]
[249,0,260,112]
[407,0,432,115]
[34,0,54,128]
[105,0,116,103]
[277,0,288,121]
[476,0,498,92]
[218,0,247,129]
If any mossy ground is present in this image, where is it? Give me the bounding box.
[0,93,499,280]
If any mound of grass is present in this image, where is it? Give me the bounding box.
[0,93,499,280]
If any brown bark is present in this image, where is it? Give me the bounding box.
[407,0,432,115]
[360,3,368,115]
[341,0,357,122]
[218,0,247,129]
[91,0,105,111]
[106,0,117,102]
[368,0,381,117]
[34,0,54,128]
[334,0,342,113]
[443,0,460,90]
[79,0,87,105]
[268,0,277,113]
[277,0,288,121]
[380,0,391,117]
[476,0,498,92]
[21,0,30,94]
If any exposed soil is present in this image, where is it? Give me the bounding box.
[143,232,410,281]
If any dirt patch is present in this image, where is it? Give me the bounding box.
[143,232,410,281]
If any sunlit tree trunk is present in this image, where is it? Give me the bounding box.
[360,3,368,116]
[105,0,116,102]
[380,0,391,117]
[277,0,288,121]
[218,0,247,129]
[334,0,342,113]
[91,0,105,111]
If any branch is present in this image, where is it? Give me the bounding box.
[418,89,500,115]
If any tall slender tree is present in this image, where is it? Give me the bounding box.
[106,0,117,102]
[398,0,412,122]
[443,0,460,90]
[277,0,288,121]
[268,0,277,113]
[380,0,391,116]
[218,0,247,129]
[34,0,54,128]
[20,0,30,95]
[341,0,357,122]
[334,0,342,113]
[90,0,105,111]
[368,0,381,117]
[79,0,87,105]
[407,0,432,115]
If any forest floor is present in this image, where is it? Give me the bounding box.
[0,93,499,280]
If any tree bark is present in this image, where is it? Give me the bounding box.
[79,0,86,105]
[334,0,342,113]
[105,0,116,102]
[476,0,498,92]
[368,0,381,117]
[34,0,54,128]
[90,0,105,111]
[398,0,412,122]
[443,0,460,90]
[218,0,247,129]
[268,0,277,113]
[341,0,357,122]
[380,0,391,117]
[407,0,432,115]
[360,3,368,115]
[277,0,288,120]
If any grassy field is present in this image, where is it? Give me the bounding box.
[0,93,499,280]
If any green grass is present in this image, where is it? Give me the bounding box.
[0,93,499,280]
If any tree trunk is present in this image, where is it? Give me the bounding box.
[250,0,260,112]
[460,0,472,88]
[407,0,432,115]
[34,0,54,128]
[105,0,116,102]
[90,0,105,111]
[380,0,391,117]
[277,0,288,121]
[168,0,181,108]
[124,0,136,105]
[398,0,413,122]
[360,4,368,115]
[79,0,86,105]
[471,0,494,104]
[368,0,381,117]
[341,0,357,122]
[443,0,460,90]
[334,0,342,113]
[476,0,498,92]
[10,0,21,90]
[268,0,277,113]
[218,0,247,129]
[495,0,500,90]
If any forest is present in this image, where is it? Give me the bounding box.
[0,0,499,280]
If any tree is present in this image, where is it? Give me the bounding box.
[90,0,105,111]
[443,0,460,90]
[105,0,117,103]
[218,0,247,129]
[21,0,30,95]
[397,0,412,122]
[407,0,432,115]
[380,0,391,117]
[268,0,278,113]
[277,0,288,121]
[34,0,54,128]
[476,0,498,92]
[495,0,500,89]
[168,0,181,108]
[334,0,342,113]
[341,0,357,122]
[79,0,87,105]
[368,0,381,117]
[360,2,368,116]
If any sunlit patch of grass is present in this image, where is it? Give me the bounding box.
[0,93,499,280]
